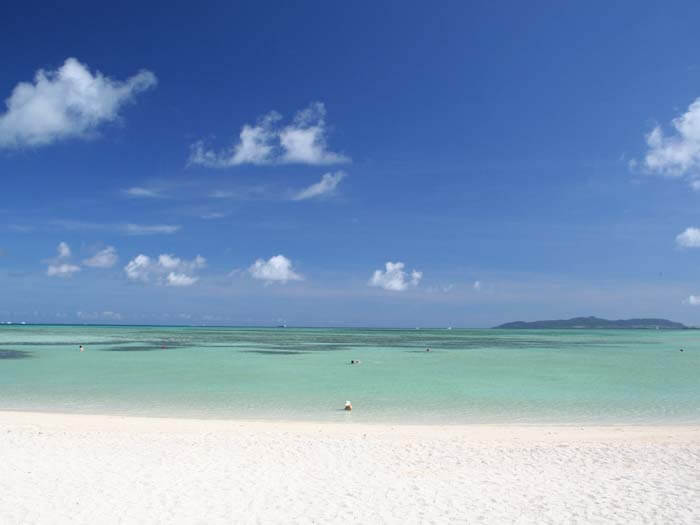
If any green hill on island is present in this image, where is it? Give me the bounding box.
[494,316,687,330]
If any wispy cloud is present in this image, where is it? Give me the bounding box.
[189,102,349,167]
[643,96,700,187]
[369,262,422,291]
[426,283,454,294]
[7,224,35,233]
[292,171,347,200]
[249,255,302,284]
[199,212,227,220]
[82,246,118,268]
[208,186,270,200]
[77,310,122,321]
[124,253,205,286]
[124,224,180,235]
[123,187,163,198]
[0,57,156,149]
[47,263,81,277]
[210,190,235,198]
[47,220,181,235]
[473,280,482,291]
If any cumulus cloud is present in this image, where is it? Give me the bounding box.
[643,97,700,188]
[124,223,180,235]
[0,57,156,148]
[369,262,422,291]
[46,242,79,277]
[292,171,346,200]
[83,246,118,268]
[124,187,162,198]
[47,263,80,277]
[686,295,700,306]
[676,227,700,247]
[124,253,205,286]
[124,254,151,281]
[166,272,198,286]
[57,241,71,258]
[189,102,349,167]
[248,255,302,284]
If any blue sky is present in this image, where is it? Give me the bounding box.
[2,2,700,327]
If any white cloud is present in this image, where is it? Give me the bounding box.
[124,187,162,198]
[279,103,348,164]
[473,280,482,291]
[77,310,122,321]
[124,223,180,235]
[644,97,700,182]
[124,254,152,281]
[292,171,346,200]
[189,102,349,167]
[158,254,181,269]
[47,263,80,277]
[249,255,302,284]
[49,220,181,236]
[83,246,118,268]
[676,227,700,247]
[687,295,700,305]
[230,111,280,165]
[0,57,156,148]
[46,242,79,277]
[57,241,71,258]
[200,212,226,219]
[124,253,205,286]
[166,272,198,286]
[369,262,422,291]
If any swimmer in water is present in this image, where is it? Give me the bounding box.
[344,401,352,411]
[426,347,431,352]
[79,345,84,352]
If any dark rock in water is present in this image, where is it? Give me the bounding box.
[494,316,687,330]
[242,350,307,355]
[0,349,33,359]
[101,345,169,352]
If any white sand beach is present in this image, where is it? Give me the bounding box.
[0,411,698,524]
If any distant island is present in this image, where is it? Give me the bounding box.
[494,316,688,330]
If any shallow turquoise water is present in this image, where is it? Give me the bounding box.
[1,325,698,423]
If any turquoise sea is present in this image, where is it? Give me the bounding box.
[1,325,698,424]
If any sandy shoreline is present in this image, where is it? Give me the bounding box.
[1,411,698,524]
